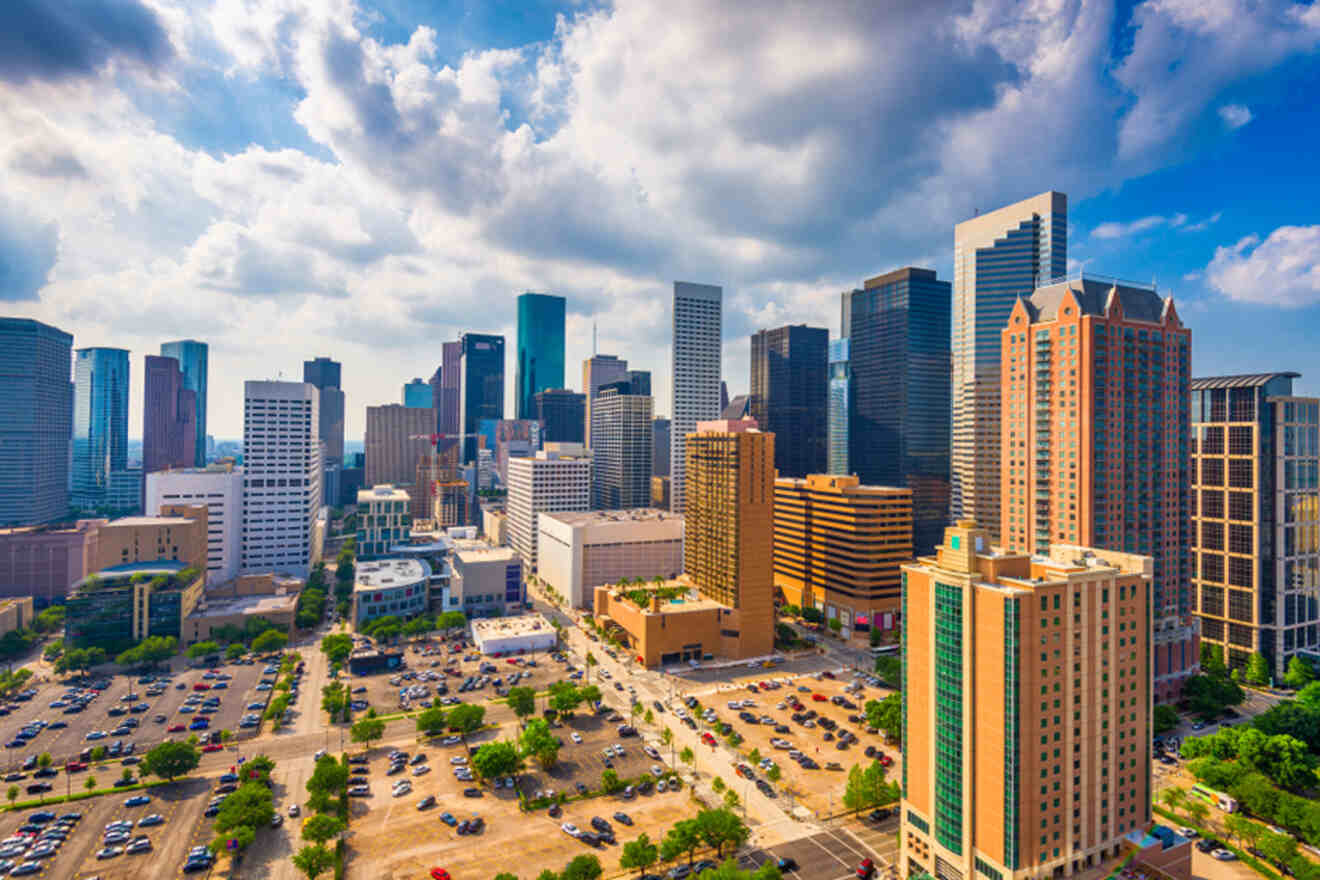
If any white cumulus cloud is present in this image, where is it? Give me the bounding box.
[1218,103,1253,128]
[1206,226,1320,307]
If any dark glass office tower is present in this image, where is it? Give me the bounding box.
[160,340,207,466]
[304,356,345,466]
[516,293,566,421]
[143,355,195,473]
[749,324,828,479]
[73,347,130,509]
[534,389,586,444]
[0,318,73,525]
[843,267,951,554]
[460,333,505,462]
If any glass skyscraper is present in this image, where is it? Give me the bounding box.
[842,267,951,554]
[827,339,850,476]
[516,293,566,421]
[73,347,130,509]
[403,378,432,408]
[0,318,73,525]
[160,340,208,466]
[460,333,505,463]
[749,324,828,479]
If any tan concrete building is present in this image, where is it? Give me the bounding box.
[91,506,209,574]
[901,520,1152,880]
[483,508,509,546]
[538,508,684,608]
[0,521,99,604]
[593,580,769,666]
[0,597,35,635]
[184,588,299,645]
[364,404,437,490]
[773,474,912,637]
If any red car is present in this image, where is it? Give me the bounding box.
[168,724,186,732]
[857,859,874,879]
[879,754,893,767]
[812,693,827,702]
[822,671,836,680]
[64,761,87,772]
[193,683,210,691]
[701,732,716,746]
[430,869,451,880]
[202,744,223,753]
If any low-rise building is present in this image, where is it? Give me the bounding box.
[91,507,209,574]
[0,597,35,636]
[352,558,430,627]
[357,485,411,559]
[592,578,772,667]
[184,590,299,645]
[538,509,684,609]
[0,521,99,605]
[450,545,523,618]
[65,561,205,650]
[471,613,557,655]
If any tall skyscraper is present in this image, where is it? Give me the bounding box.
[72,347,130,510]
[534,389,586,445]
[303,357,345,465]
[1191,373,1320,682]
[773,474,912,637]
[142,355,196,474]
[591,380,654,510]
[683,419,774,657]
[842,267,952,553]
[1001,275,1193,701]
[669,282,723,514]
[582,354,629,450]
[901,521,1152,880]
[403,378,431,408]
[459,333,505,463]
[516,293,566,421]
[749,324,828,480]
[159,340,208,466]
[240,381,320,577]
[507,444,592,575]
[440,341,462,437]
[364,404,437,489]
[652,418,671,478]
[0,318,73,525]
[952,191,1067,541]
[827,339,850,475]
[428,366,443,431]
[626,370,652,397]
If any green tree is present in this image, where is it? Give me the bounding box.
[305,755,349,813]
[210,824,256,858]
[214,781,276,835]
[446,703,486,739]
[601,769,622,793]
[1284,656,1314,690]
[33,606,65,634]
[320,633,353,665]
[416,706,448,736]
[679,746,694,766]
[90,745,106,762]
[561,854,603,880]
[580,684,602,707]
[5,785,17,807]
[722,789,740,811]
[519,718,561,769]
[549,680,584,716]
[292,844,336,880]
[747,748,762,765]
[827,618,842,635]
[1297,680,1320,711]
[843,760,899,812]
[1260,832,1299,868]
[712,776,725,792]
[696,808,750,858]
[766,764,781,783]
[121,766,134,783]
[140,741,200,783]
[1160,786,1187,814]
[660,818,702,866]
[800,607,824,625]
[37,752,51,770]
[350,716,386,750]
[321,682,347,719]
[1246,652,1271,686]
[225,643,246,661]
[437,611,468,633]
[620,833,659,876]
[85,776,97,792]
[874,655,901,687]
[186,640,222,660]
[865,694,902,742]
[252,629,289,654]
[1201,643,1228,679]
[300,814,345,845]
[661,728,673,747]
[1153,705,1180,735]
[507,686,537,722]
[536,871,559,880]
[1185,799,1209,827]
[471,741,522,779]
[494,875,518,880]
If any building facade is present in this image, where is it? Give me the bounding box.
[65,562,205,650]
[460,333,505,463]
[495,419,543,486]
[843,267,952,553]
[670,282,723,514]
[535,389,586,445]
[506,445,592,575]
[143,355,197,475]
[591,381,654,511]
[901,521,1152,880]
[583,354,629,450]
[952,192,1067,542]
[682,419,774,657]
[1001,275,1194,701]
[91,507,209,574]
[774,474,912,637]
[144,464,243,585]
[1191,373,1320,681]
[749,324,828,479]
[364,404,437,489]
[538,508,684,608]
[402,378,430,408]
[516,293,566,421]
[652,418,671,478]
[0,521,97,605]
[303,357,345,466]
[827,339,850,476]
[356,485,412,559]
[240,381,321,577]
[72,347,131,511]
[440,341,462,438]
[0,318,73,525]
[352,558,429,626]
[160,340,208,467]
[450,546,523,617]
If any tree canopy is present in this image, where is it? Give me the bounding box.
[140,741,200,783]
[447,703,486,737]
[292,844,335,880]
[864,694,901,742]
[251,629,289,653]
[519,718,560,769]
[472,741,522,779]
[506,686,536,720]
[843,760,901,811]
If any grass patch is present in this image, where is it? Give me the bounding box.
[2,777,175,812]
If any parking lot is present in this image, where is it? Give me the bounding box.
[516,710,669,800]
[740,815,899,880]
[0,774,218,880]
[0,659,273,774]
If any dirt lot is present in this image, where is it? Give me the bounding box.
[692,671,900,817]
[0,774,215,880]
[0,659,271,772]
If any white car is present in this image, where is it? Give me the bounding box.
[1211,850,1236,861]
[450,756,467,765]
[561,823,579,837]
[571,732,582,744]
[412,765,431,776]
[643,746,660,759]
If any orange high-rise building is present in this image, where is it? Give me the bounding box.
[1000,275,1195,702]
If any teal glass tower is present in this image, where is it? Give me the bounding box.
[160,339,208,466]
[73,347,130,509]
[515,293,565,420]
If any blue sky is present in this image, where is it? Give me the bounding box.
[1,0,1318,439]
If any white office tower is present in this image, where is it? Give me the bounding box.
[669,282,723,514]
[145,464,244,586]
[240,381,321,577]
[506,443,591,575]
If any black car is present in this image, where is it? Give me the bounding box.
[33,768,58,778]
[591,817,612,833]
[463,788,482,797]
[776,858,798,872]
[1195,838,1219,853]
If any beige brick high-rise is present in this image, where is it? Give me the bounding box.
[901,520,1151,880]
[364,404,437,489]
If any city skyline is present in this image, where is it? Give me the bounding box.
[1,3,1317,440]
